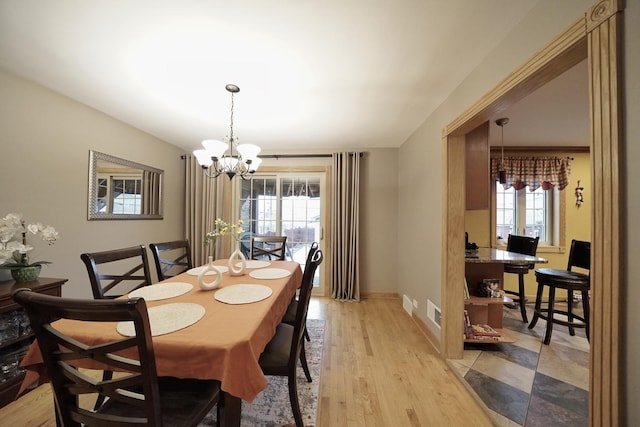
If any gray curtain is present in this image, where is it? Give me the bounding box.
[141,170,160,215]
[330,152,361,301]
[184,155,224,266]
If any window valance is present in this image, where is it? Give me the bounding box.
[490,156,572,191]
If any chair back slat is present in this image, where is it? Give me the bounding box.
[568,239,591,272]
[149,240,193,281]
[290,250,323,365]
[250,236,288,261]
[13,289,162,427]
[81,245,153,299]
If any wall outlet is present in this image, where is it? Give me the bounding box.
[412,298,418,309]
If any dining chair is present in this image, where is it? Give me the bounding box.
[283,242,319,343]
[12,288,221,427]
[149,239,193,281]
[258,249,323,427]
[504,234,539,322]
[80,245,153,299]
[250,235,288,261]
[529,239,591,345]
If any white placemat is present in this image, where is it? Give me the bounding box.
[237,260,271,269]
[128,282,193,301]
[187,265,229,276]
[249,268,292,280]
[116,303,205,337]
[214,284,273,304]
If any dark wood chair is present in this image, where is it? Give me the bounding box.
[283,242,319,343]
[259,249,323,427]
[250,235,287,261]
[12,288,221,427]
[149,240,193,281]
[80,245,153,299]
[528,239,591,345]
[504,234,540,322]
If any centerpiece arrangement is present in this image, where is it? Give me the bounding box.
[0,213,59,282]
[202,218,247,285]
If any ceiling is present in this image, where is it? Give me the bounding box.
[0,1,587,153]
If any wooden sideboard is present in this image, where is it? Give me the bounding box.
[0,277,67,408]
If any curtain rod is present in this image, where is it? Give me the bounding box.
[182,153,364,159]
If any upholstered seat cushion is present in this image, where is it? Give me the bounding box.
[259,323,294,376]
[535,268,590,288]
[102,376,220,425]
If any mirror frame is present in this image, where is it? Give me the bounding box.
[88,150,164,220]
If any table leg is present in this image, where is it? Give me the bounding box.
[218,391,242,427]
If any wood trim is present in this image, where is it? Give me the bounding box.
[441,134,466,359]
[586,1,623,425]
[445,17,587,138]
[412,311,440,355]
[442,1,624,425]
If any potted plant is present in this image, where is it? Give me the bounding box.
[0,213,59,282]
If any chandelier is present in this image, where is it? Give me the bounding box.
[193,84,261,179]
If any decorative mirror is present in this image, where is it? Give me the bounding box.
[88,150,163,220]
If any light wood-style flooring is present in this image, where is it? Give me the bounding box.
[0,296,492,426]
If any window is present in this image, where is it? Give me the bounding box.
[96,174,142,215]
[493,182,565,251]
[235,172,326,291]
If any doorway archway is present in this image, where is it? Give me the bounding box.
[441,1,623,425]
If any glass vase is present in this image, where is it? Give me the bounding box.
[11,265,42,282]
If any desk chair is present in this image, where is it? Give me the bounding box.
[529,239,591,345]
[149,240,193,281]
[81,245,153,299]
[13,289,220,427]
[504,234,539,322]
[259,249,323,427]
[250,235,287,261]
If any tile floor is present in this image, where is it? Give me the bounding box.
[449,302,590,427]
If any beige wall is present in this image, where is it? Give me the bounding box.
[0,68,186,296]
[0,72,399,299]
[398,0,592,337]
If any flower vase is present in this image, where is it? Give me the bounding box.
[227,241,246,276]
[198,256,223,290]
[11,265,42,282]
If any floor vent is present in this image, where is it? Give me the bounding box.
[427,300,441,329]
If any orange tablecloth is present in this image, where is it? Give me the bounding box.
[19,260,302,403]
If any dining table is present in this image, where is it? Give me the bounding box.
[18,259,303,427]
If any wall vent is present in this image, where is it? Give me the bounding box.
[427,299,442,329]
[402,294,413,315]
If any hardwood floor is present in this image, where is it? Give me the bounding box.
[311,296,492,426]
[0,296,492,426]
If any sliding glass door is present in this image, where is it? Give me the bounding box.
[235,172,325,292]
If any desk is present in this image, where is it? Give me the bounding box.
[464,248,547,342]
[19,261,302,427]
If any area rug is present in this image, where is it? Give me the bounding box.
[199,318,325,427]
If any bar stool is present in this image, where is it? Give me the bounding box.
[528,239,590,345]
[504,234,539,323]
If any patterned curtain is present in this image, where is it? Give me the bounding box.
[490,156,572,191]
[331,152,361,301]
